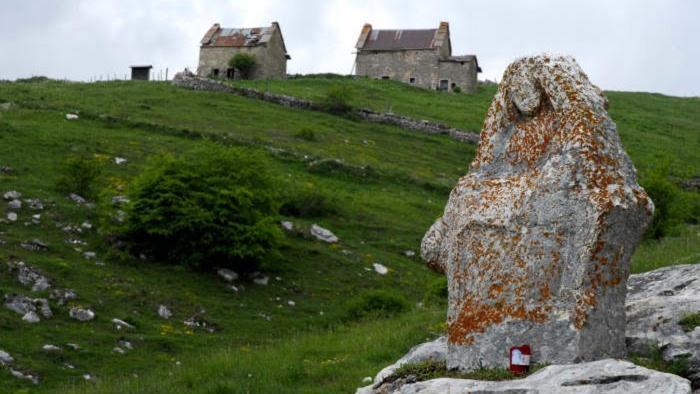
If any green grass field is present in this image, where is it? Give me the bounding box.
[0,77,697,393]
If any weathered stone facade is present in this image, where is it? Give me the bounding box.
[197,22,290,80]
[354,22,480,93]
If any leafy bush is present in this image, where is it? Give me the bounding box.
[294,128,317,141]
[343,290,409,321]
[452,86,462,93]
[640,174,700,240]
[119,146,281,272]
[56,156,103,199]
[423,276,448,306]
[228,53,257,79]
[321,84,353,114]
[280,184,337,218]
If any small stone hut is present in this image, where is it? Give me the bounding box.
[197,22,290,80]
[354,22,481,93]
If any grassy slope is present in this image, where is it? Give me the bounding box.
[0,79,697,393]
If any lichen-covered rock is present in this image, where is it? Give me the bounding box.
[359,359,690,394]
[421,55,653,370]
[626,264,700,387]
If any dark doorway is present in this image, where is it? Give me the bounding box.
[226,68,236,79]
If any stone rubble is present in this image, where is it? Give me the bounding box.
[217,268,239,282]
[158,304,173,319]
[7,261,52,291]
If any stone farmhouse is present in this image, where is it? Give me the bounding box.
[354,22,481,92]
[197,22,290,80]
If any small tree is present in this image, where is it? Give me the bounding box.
[228,53,257,79]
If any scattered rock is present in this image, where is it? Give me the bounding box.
[4,190,21,200]
[626,264,700,387]
[403,250,415,258]
[83,373,92,381]
[112,347,126,354]
[373,263,389,275]
[7,212,17,222]
[65,113,79,120]
[111,195,129,205]
[359,359,691,394]
[50,288,77,305]
[183,315,218,333]
[83,251,97,260]
[20,239,49,252]
[0,350,13,366]
[112,318,135,330]
[25,198,44,210]
[8,199,22,210]
[114,157,127,165]
[10,368,39,384]
[287,300,296,307]
[253,276,269,286]
[42,344,61,352]
[69,307,95,321]
[158,304,172,319]
[118,339,133,350]
[420,55,653,370]
[81,221,93,230]
[217,268,239,282]
[31,214,41,224]
[281,221,294,231]
[69,193,87,205]
[0,102,12,111]
[66,343,81,351]
[310,224,339,243]
[7,261,52,291]
[22,311,41,323]
[0,166,12,175]
[4,295,52,321]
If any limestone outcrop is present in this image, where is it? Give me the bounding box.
[421,55,653,369]
[626,264,700,387]
[358,359,691,394]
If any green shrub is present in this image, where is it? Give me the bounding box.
[294,128,317,141]
[322,84,353,114]
[119,146,281,272]
[56,155,103,199]
[452,86,462,93]
[343,290,409,321]
[423,276,448,306]
[642,175,677,239]
[280,184,337,218]
[228,53,257,79]
[630,344,691,378]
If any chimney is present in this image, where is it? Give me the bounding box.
[355,23,373,49]
[201,23,221,46]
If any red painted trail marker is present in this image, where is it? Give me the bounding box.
[509,345,531,374]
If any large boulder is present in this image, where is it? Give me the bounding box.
[421,55,653,370]
[627,264,700,386]
[359,359,690,394]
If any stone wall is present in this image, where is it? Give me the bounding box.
[197,29,287,80]
[172,73,480,144]
[438,60,478,93]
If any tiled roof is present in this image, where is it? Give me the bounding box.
[359,29,439,51]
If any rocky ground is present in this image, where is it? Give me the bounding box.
[358,264,700,393]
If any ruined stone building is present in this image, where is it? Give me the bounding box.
[197,22,290,80]
[354,22,481,92]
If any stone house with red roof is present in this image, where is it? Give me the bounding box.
[197,22,290,80]
[354,22,481,92]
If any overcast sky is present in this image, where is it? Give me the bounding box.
[1,0,698,96]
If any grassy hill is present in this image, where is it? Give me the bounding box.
[0,78,697,393]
